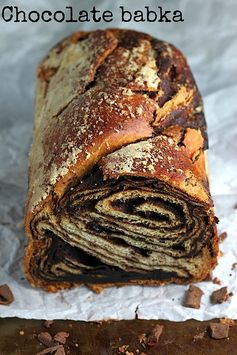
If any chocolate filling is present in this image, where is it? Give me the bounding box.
[29,175,215,285]
[35,234,183,284]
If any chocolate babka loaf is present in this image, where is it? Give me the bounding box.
[24,29,218,292]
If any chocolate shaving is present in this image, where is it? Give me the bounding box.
[210,287,229,304]
[219,232,227,242]
[54,331,69,344]
[212,277,222,285]
[183,284,204,309]
[44,320,54,329]
[0,284,14,305]
[208,323,229,339]
[35,344,64,355]
[138,333,147,344]
[193,331,205,341]
[37,332,55,347]
[138,333,148,349]
[118,345,129,353]
[146,324,164,347]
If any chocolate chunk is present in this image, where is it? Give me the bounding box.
[44,320,53,329]
[210,287,229,304]
[219,232,227,242]
[193,331,205,341]
[118,345,129,353]
[37,332,55,347]
[55,347,66,355]
[208,323,229,339]
[212,277,222,285]
[138,325,163,348]
[35,345,64,355]
[203,272,213,281]
[138,333,147,344]
[54,331,69,344]
[183,284,204,309]
[231,262,237,270]
[220,318,235,327]
[0,284,14,305]
[147,324,164,347]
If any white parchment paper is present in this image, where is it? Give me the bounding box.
[0,0,237,321]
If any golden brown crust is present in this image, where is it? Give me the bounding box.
[24,28,218,292]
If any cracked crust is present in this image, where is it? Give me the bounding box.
[24,29,218,292]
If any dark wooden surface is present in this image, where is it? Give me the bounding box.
[0,318,236,355]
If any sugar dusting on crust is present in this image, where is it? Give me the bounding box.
[101,135,210,203]
[133,49,160,89]
[27,29,206,212]
[134,63,160,88]
[128,41,160,90]
[50,146,82,185]
[96,39,160,91]
[101,136,176,175]
[28,31,118,211]
[38,31,118,121]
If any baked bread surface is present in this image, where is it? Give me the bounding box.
[24,29,218,292]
